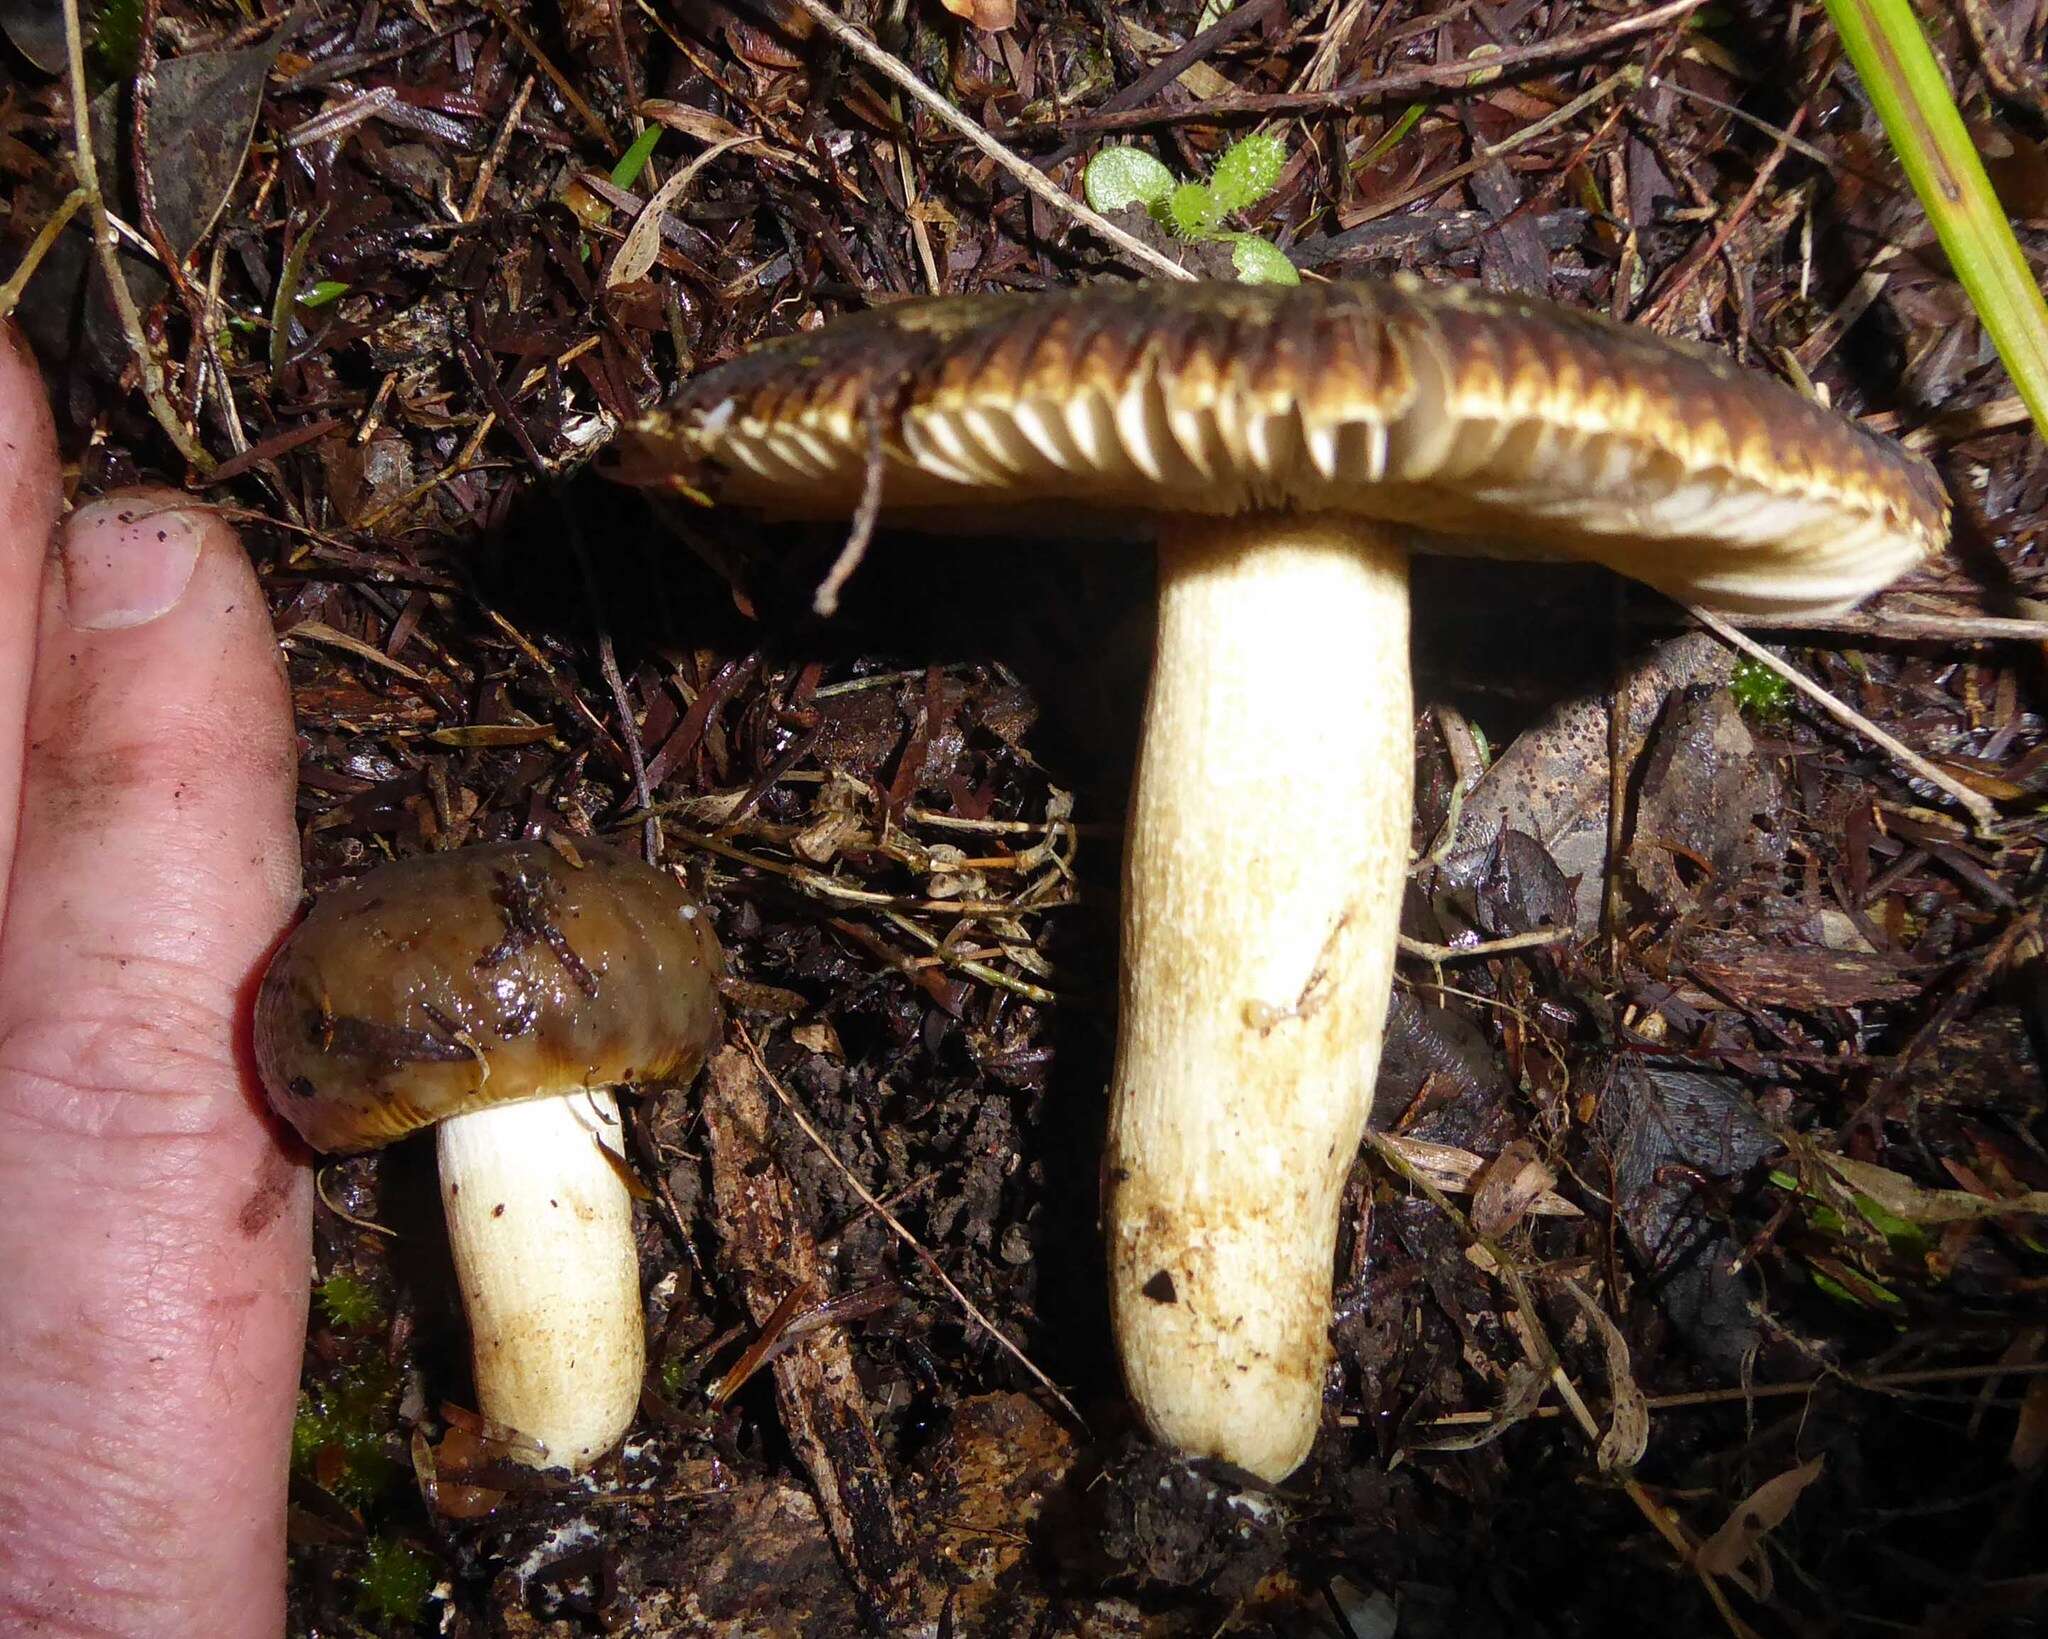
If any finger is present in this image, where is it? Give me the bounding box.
[0,493,305,1639]
[0,323,64,934]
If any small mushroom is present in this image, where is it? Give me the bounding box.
[255,839,722,1471]
[615,277,1948,1482]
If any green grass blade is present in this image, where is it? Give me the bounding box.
[1822,0,2048,437]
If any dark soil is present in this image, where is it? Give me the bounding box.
[6,0,2048,1633]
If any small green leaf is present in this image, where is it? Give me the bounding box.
[1164,181,1224,239]
[1227,233,1298,285]
[1209,133,1286,212]
[296,279,351,309]
[610,124,663,190]
[1083,146,1175,213]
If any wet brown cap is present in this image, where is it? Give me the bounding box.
[617,276,1948,618]
[256,840,723,1153]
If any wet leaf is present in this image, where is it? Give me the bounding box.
[1607,1066,1774,1374]
[1628,684,1780,914]
[144,37,281,261]
[0,0,65,72]
[1443,633,1732,933]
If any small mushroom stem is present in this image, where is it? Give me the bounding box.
[1107,512,1412,1484]
[437,1089,645,1470]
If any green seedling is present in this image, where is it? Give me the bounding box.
[1083,133,1298,285]
[610,125,663,191]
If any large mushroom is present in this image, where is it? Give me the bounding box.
[256,839,722,1471]
[614,277,1948,1483]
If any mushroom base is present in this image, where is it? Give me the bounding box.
[1107,511,1412,1484]
[438,1089,645,1471]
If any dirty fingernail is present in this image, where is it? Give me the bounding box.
[63,497,205,631]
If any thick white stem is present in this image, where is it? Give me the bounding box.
[437,1089,644,1471]
[1107,513,1412,1483]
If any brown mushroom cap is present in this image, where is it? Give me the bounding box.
[256,840,723,1153]
[616,276,1948,616]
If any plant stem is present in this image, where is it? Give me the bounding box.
[1822,0,2048,440]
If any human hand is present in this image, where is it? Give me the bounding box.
[0,325,308,1636]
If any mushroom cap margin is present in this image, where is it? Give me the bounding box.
[616,277,1948,618]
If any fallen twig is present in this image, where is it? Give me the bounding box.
[0,187,89,320]
[1397,927,1569,963]
[59,0,212,471]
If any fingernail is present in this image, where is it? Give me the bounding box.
[63,497,205,631]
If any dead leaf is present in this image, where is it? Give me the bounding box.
[1443,633,1732,933]
[638,100,751,144]
[1472,1139,1558,1237]
[639,100,825,181]
[1565,1281,1649,1473]
[424,724,559,749]
[1608,1065,1774,1376]
[606,135,757,289]
[1628,684,1781,913]
[1379,1134,1581,1217]
[1696,1457,1825,1578]
[145,38,283,260]
[1821,1153,2048,1225]
[937,0,1014,29]
[791,1018,844,1058]
[0,0,64,72]
[281,620,429,684]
